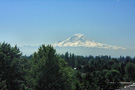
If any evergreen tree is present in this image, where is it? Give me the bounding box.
[65,52,69,66]
[0,77,7,90]
[0,42,25,90]
[28,45,74,90]
[125,62,135,81]
[71,54,75,68]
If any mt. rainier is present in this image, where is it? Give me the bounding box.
[53,34,126,50]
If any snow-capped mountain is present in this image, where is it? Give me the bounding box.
[53,34,126,50]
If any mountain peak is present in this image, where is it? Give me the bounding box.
[53,34,126,50]
[66,33,86,42]
[74,33,84,37]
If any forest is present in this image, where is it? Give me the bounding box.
[0,42,135,90]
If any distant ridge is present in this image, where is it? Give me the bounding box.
[53,34,126,50]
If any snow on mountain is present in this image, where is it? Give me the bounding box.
[53,34,126,50]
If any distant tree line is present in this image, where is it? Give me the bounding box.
[0,42,135,90]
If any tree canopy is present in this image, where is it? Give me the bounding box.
[0,42,135,90]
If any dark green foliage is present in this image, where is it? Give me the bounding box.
[0,42,25,90]
[27,45,74,90]
[125,62,135,81]
[0,42,135,90]
[0,77,7,90]
[83,72,98,90]
[61,52,135,90]
[73,71,83,90]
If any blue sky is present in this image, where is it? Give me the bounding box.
[0,0,135,56]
